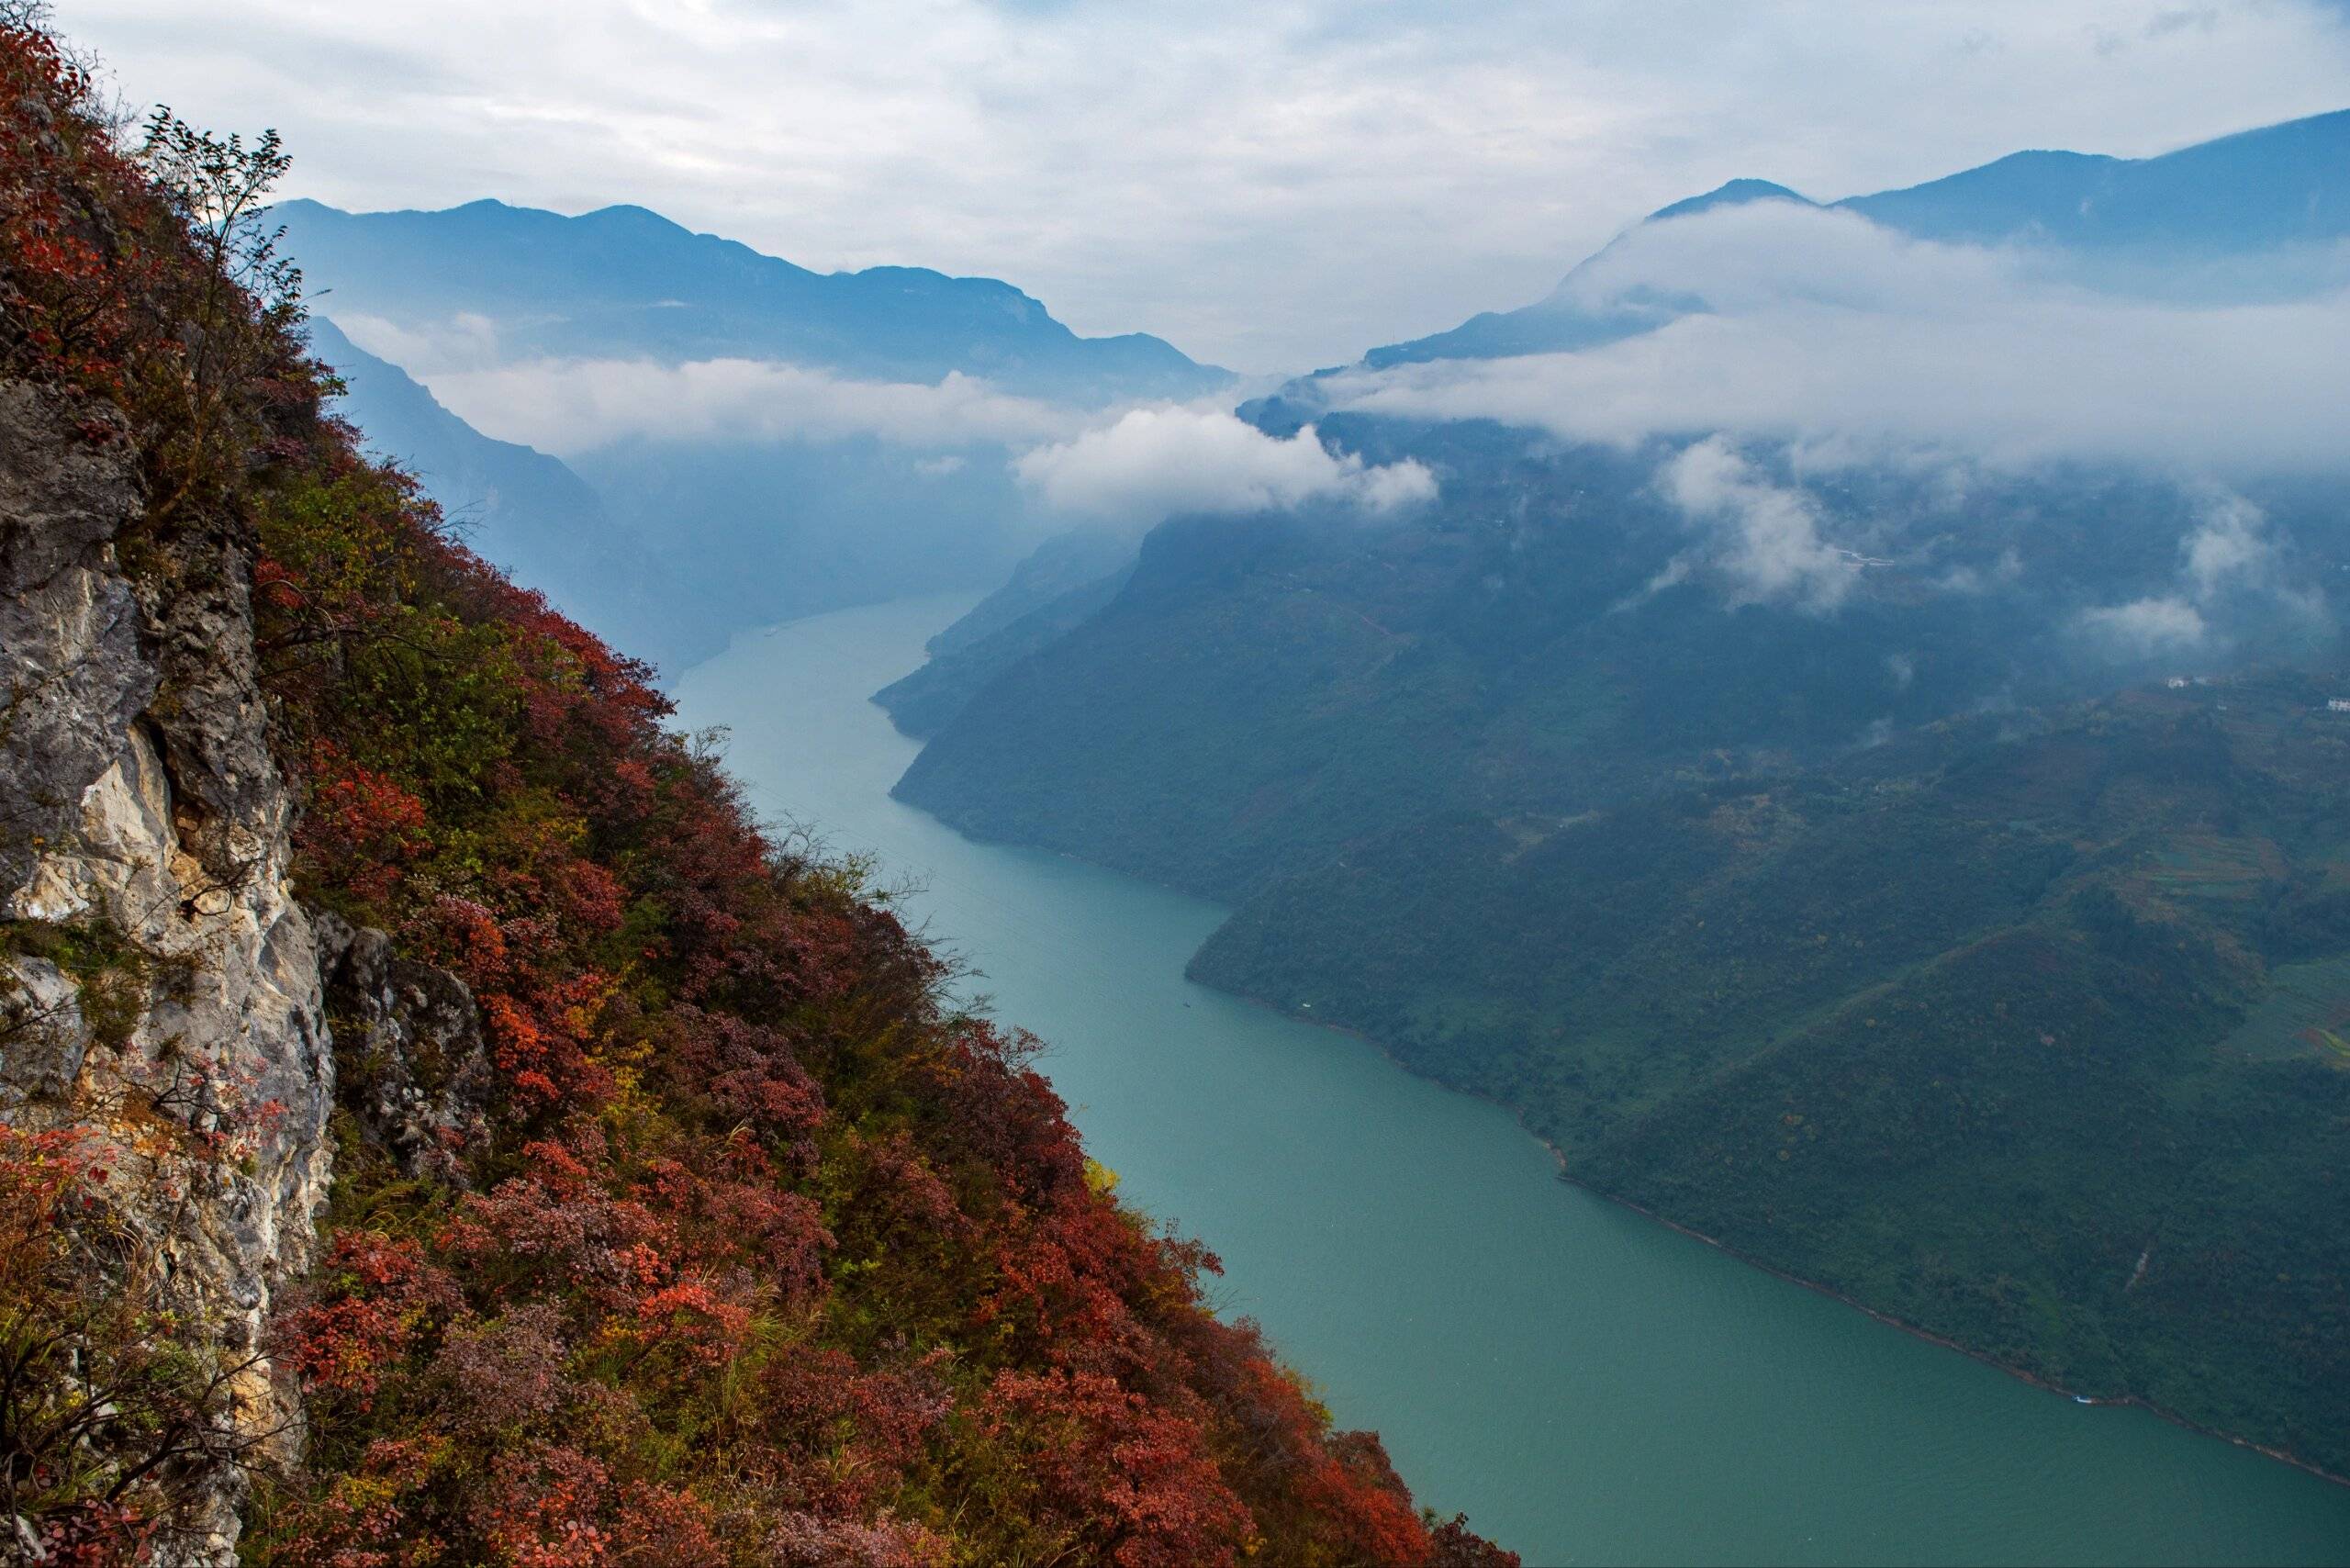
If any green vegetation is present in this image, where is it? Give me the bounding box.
[1192,674,2350,1473]
[894,409,2350,1479]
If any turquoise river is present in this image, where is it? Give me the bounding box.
[673,595,2350,1567]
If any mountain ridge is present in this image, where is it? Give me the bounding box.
[275,196,1230,401]
[1361,106,2350,369]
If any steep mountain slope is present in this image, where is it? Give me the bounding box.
[884,104,2350,1471]
[307,317,712,671]
[0,20,1507,1566]
[894,425,2350,1470]
[874,527,1138,738]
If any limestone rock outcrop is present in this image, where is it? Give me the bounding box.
[0,380,335,1564]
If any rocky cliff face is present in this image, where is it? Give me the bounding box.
[0,380,334,1563]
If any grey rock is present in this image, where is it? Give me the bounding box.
[0,384,151,906]
[0,957,90,1102]
[0,379,336,1566]
[314,908,492,1184]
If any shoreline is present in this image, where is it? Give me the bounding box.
[1205,978,2350,1495]
[882,708,2350,1495]
[1566,1178,2350,1494]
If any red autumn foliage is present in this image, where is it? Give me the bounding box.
[609,1482,727,1568]
[0,11,1516,1564]
[277,1232,463,1413]
[297,738,431,906]
[0,27,144,394]
[979,1366,1255,1567]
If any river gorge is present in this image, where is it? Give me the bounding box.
[674,595,2350,1567]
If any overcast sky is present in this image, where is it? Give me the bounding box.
[58,0,2350,372]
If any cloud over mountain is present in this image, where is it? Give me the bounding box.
[1319,200,2350,473]
[419,357,1084,456]
[1659,437,1858,611]
[2075,492,2329,656]
[1012,408,1438,524]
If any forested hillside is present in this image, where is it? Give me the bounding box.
[0,17,1507,1564]
[1193,676,2350,1471]
[891,410,2350,1474]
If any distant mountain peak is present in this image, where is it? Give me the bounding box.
[1647,178,1815,223]
[275,198,1229,399]
[1349,106,2350,374]
[576,202,693,233]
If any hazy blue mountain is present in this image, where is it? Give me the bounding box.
[921,527,1141,660]
[1841,108,2350,250]
[1364,108,2349,368]
[1646,177,1815,223]
[280,201,1231,663]
[873,528,1139,736]
[308,317,716,671]
[1362,177,1810,367]
[280,199,1228,402]
[877,107,2350,1473]
[566,432,1041,643]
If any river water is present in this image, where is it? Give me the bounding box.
[673,595,2350,1567]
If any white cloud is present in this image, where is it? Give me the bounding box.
[2176,491,2328,619]
[1013,408,1437,523]
[2075,595,2210,654]
[61,0,2350,371]
[1560,199,2029,318]
[1935,548,2023,595]
[409,353,1436,532]
[420,356,1084,456]
[1658,437,1857,610]
[1319,202,2350,474]
[2182,493,2278,599]
[2076,493,2326,655]
[337,310,503,373]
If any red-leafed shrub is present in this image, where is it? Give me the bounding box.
[979,1366,1254,1567]
[0,10,1516,1564]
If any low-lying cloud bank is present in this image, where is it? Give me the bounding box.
[1013,407,1437,523]
[1324,202,2350,475]
[373,336,1434,531]
[420,356,1085,455]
